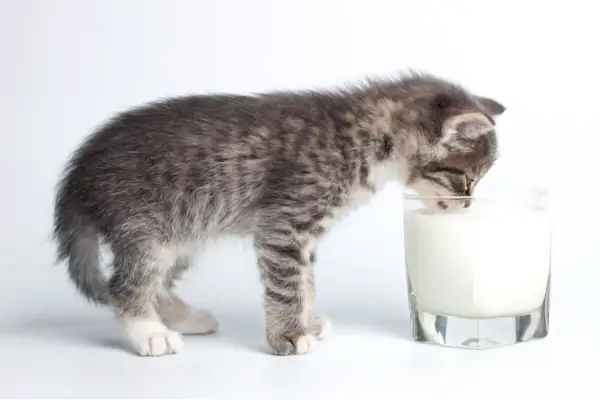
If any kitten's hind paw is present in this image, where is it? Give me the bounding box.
[166,308,219,335]
[312,315,332,340]
[125,319,183,357]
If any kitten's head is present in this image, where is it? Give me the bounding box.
[401,76,505,210]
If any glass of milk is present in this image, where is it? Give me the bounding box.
[403,186,551,349]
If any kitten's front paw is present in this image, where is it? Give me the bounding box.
[312,315,332,340]
[267,330,317,356]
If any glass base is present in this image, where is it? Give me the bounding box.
[409,304,549,349]
[410,309,548,349]
[407,272,551,349]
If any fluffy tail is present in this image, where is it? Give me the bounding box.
[53,191,109,305]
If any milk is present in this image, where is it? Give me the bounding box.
[404,203,550,319]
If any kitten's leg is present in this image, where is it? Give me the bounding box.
[164,255,191,290]
[306,255,332,341]
[255,231,316,356]
[109,243,183,357]
[157,256,219,334]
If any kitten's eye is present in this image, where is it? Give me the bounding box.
[428,166,464,175]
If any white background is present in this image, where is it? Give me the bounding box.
[1,0,598,398]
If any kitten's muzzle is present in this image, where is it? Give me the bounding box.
[436,198,471,210]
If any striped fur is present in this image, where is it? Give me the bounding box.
[53,72,504,356]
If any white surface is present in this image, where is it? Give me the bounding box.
[405,204,551,318]
[1,0,599,398]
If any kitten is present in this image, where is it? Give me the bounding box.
[53,72,504,357]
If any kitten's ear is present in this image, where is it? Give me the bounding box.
[441,112,495,142]
[477,96,506,116]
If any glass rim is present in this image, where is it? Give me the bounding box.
[403,184,549,201]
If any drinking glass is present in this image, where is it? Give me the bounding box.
[403,186,550,349]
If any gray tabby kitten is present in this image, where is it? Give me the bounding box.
[53,72,504,357]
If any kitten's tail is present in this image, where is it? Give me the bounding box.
[53,192,109,305]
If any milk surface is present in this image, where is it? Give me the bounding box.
[404,203,550,318]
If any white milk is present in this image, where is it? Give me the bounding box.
[404,203,550,318]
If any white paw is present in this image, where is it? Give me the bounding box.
[315,317,332,340]
[124,318,183,357]
[167,309,219,335]
[295,334,317,355]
